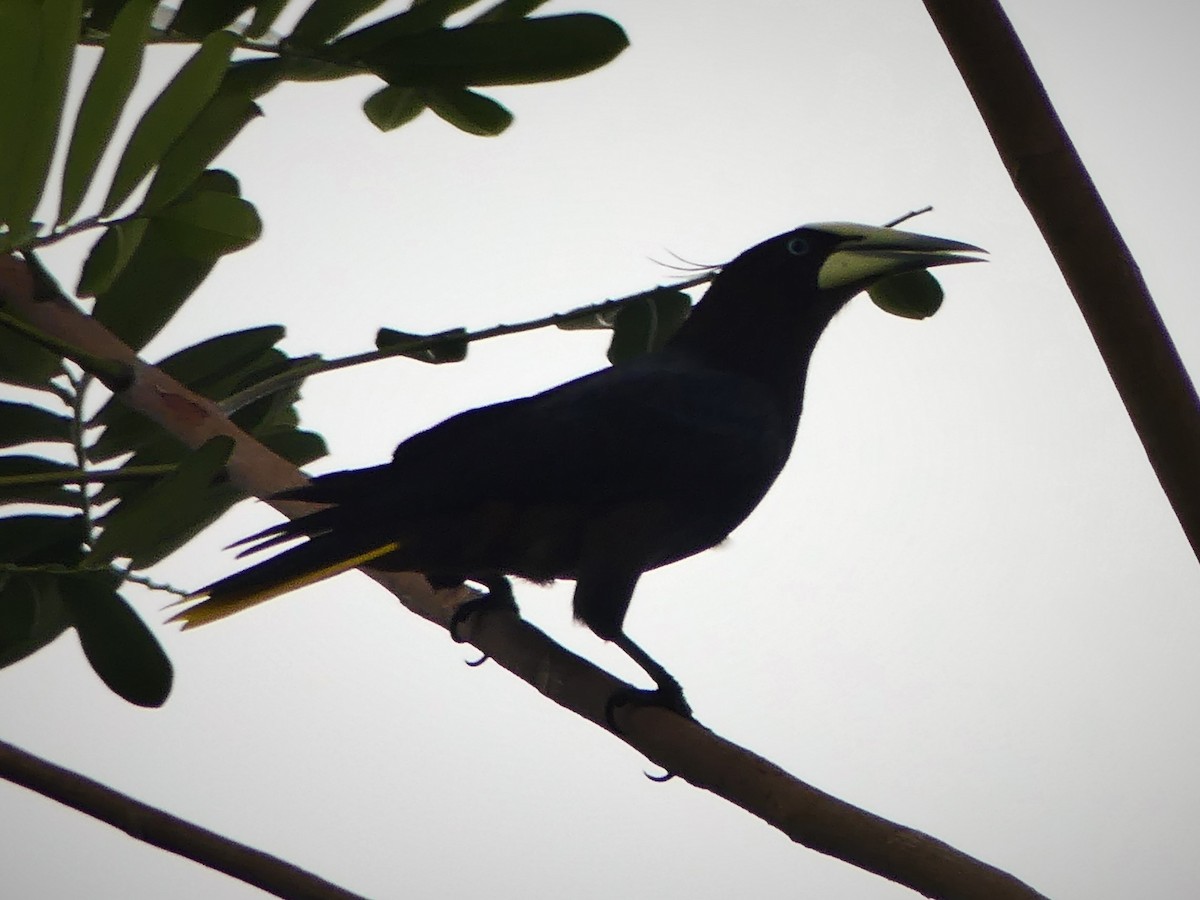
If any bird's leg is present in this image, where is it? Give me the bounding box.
[573,556,693,725]
[605,631,692,725]
[447,574,519,653]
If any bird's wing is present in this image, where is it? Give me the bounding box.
[296,354,791,517]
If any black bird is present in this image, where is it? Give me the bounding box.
[175,222,981,715]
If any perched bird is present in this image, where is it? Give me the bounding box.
[175,222,982,715]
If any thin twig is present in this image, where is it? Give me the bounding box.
[0,463,175,489]
[884,206,934,227]
[218,272,716,414]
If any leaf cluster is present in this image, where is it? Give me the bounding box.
[0,0,628,704]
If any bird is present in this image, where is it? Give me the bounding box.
[174,222,982,716]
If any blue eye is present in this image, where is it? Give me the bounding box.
[786,237,809,256]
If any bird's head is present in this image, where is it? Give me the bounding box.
[718,221,984,307]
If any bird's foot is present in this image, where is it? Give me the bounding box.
[604,683,692,733]
[448,576,518,665]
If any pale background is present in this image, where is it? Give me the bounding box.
[3,2,1199,898]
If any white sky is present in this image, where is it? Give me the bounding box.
[3,1,1200,898]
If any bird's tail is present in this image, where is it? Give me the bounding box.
[168,535,401,629]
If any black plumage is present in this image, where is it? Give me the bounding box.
[176,222,981,714]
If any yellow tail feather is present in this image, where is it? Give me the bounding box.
[168,540,402,629]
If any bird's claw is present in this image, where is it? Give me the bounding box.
[603,685,692,733]
[447,578,517,644]
[448,577,519,668]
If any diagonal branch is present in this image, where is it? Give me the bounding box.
[0,737,367,900]
[922,0,1200,564]
[0,253,1049,899]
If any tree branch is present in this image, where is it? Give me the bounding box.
[0,737,366,900]
[0,253,1050,899]
[922,0,1200,564]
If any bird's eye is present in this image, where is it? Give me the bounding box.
[786,237,809,256]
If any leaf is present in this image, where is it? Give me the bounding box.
[0,310,62,389]
[471,0,555,24]
[0,574,72,670]
[58,0,156,224]
[88,435,235,567]
[868,270,945,320]
[101,30,238,216]
[76,218,149,297]
[286,0,389,47]
[159,325,287,389]
[0,400,71,447]
[607,289,692,364]
[327,1,484,59]
[168,0,255,38]
[362,85,425,132]
[153,190,262,257]
[244,0,289,40]
[422,87,512,136]
[352,14,628,87]
[60,576,172,707]
[93,172,256,350]
[141,96,262,214]
[91,439,189,506]
[0,456,84,507]
[86,0,132,33]
[0,514,86,564]
[89,223,214,350]
[376,327,469,364]
[555,305,620,331]
[0,0,81,236]
[259,428,327,467]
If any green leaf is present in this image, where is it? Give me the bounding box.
[353,14,628,87]
[868,270,945,320]
[0,456,84,507]
[141,94,263,214]
[0,0,81,236]
[91,438,189,506]
[471,0,555,24]
[362,85,425,132]
[153,190,262,257]
[0,309,61,390]
[555,305,620,331]
[60,576,172,707]
[0,514,86,564]
[86,0,132,33]
[244,0,289,40]
[91,224,216,350]
[0,574,72,670]
[377,327,469,364]
[167,325,287,384]
[259,428,327,467]
[77,218,149,297]
[101,30,238,216]
[0,400,71,447]
[168,0,255,38]
[88,435,235,567]
[422,87,512,136]
[93,172,255,350]
[286,0,389,47]
[58,0,156,224]
[607,289,692,364]
[326,1,482,59]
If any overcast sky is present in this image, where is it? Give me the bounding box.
[3,1,1200,898]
